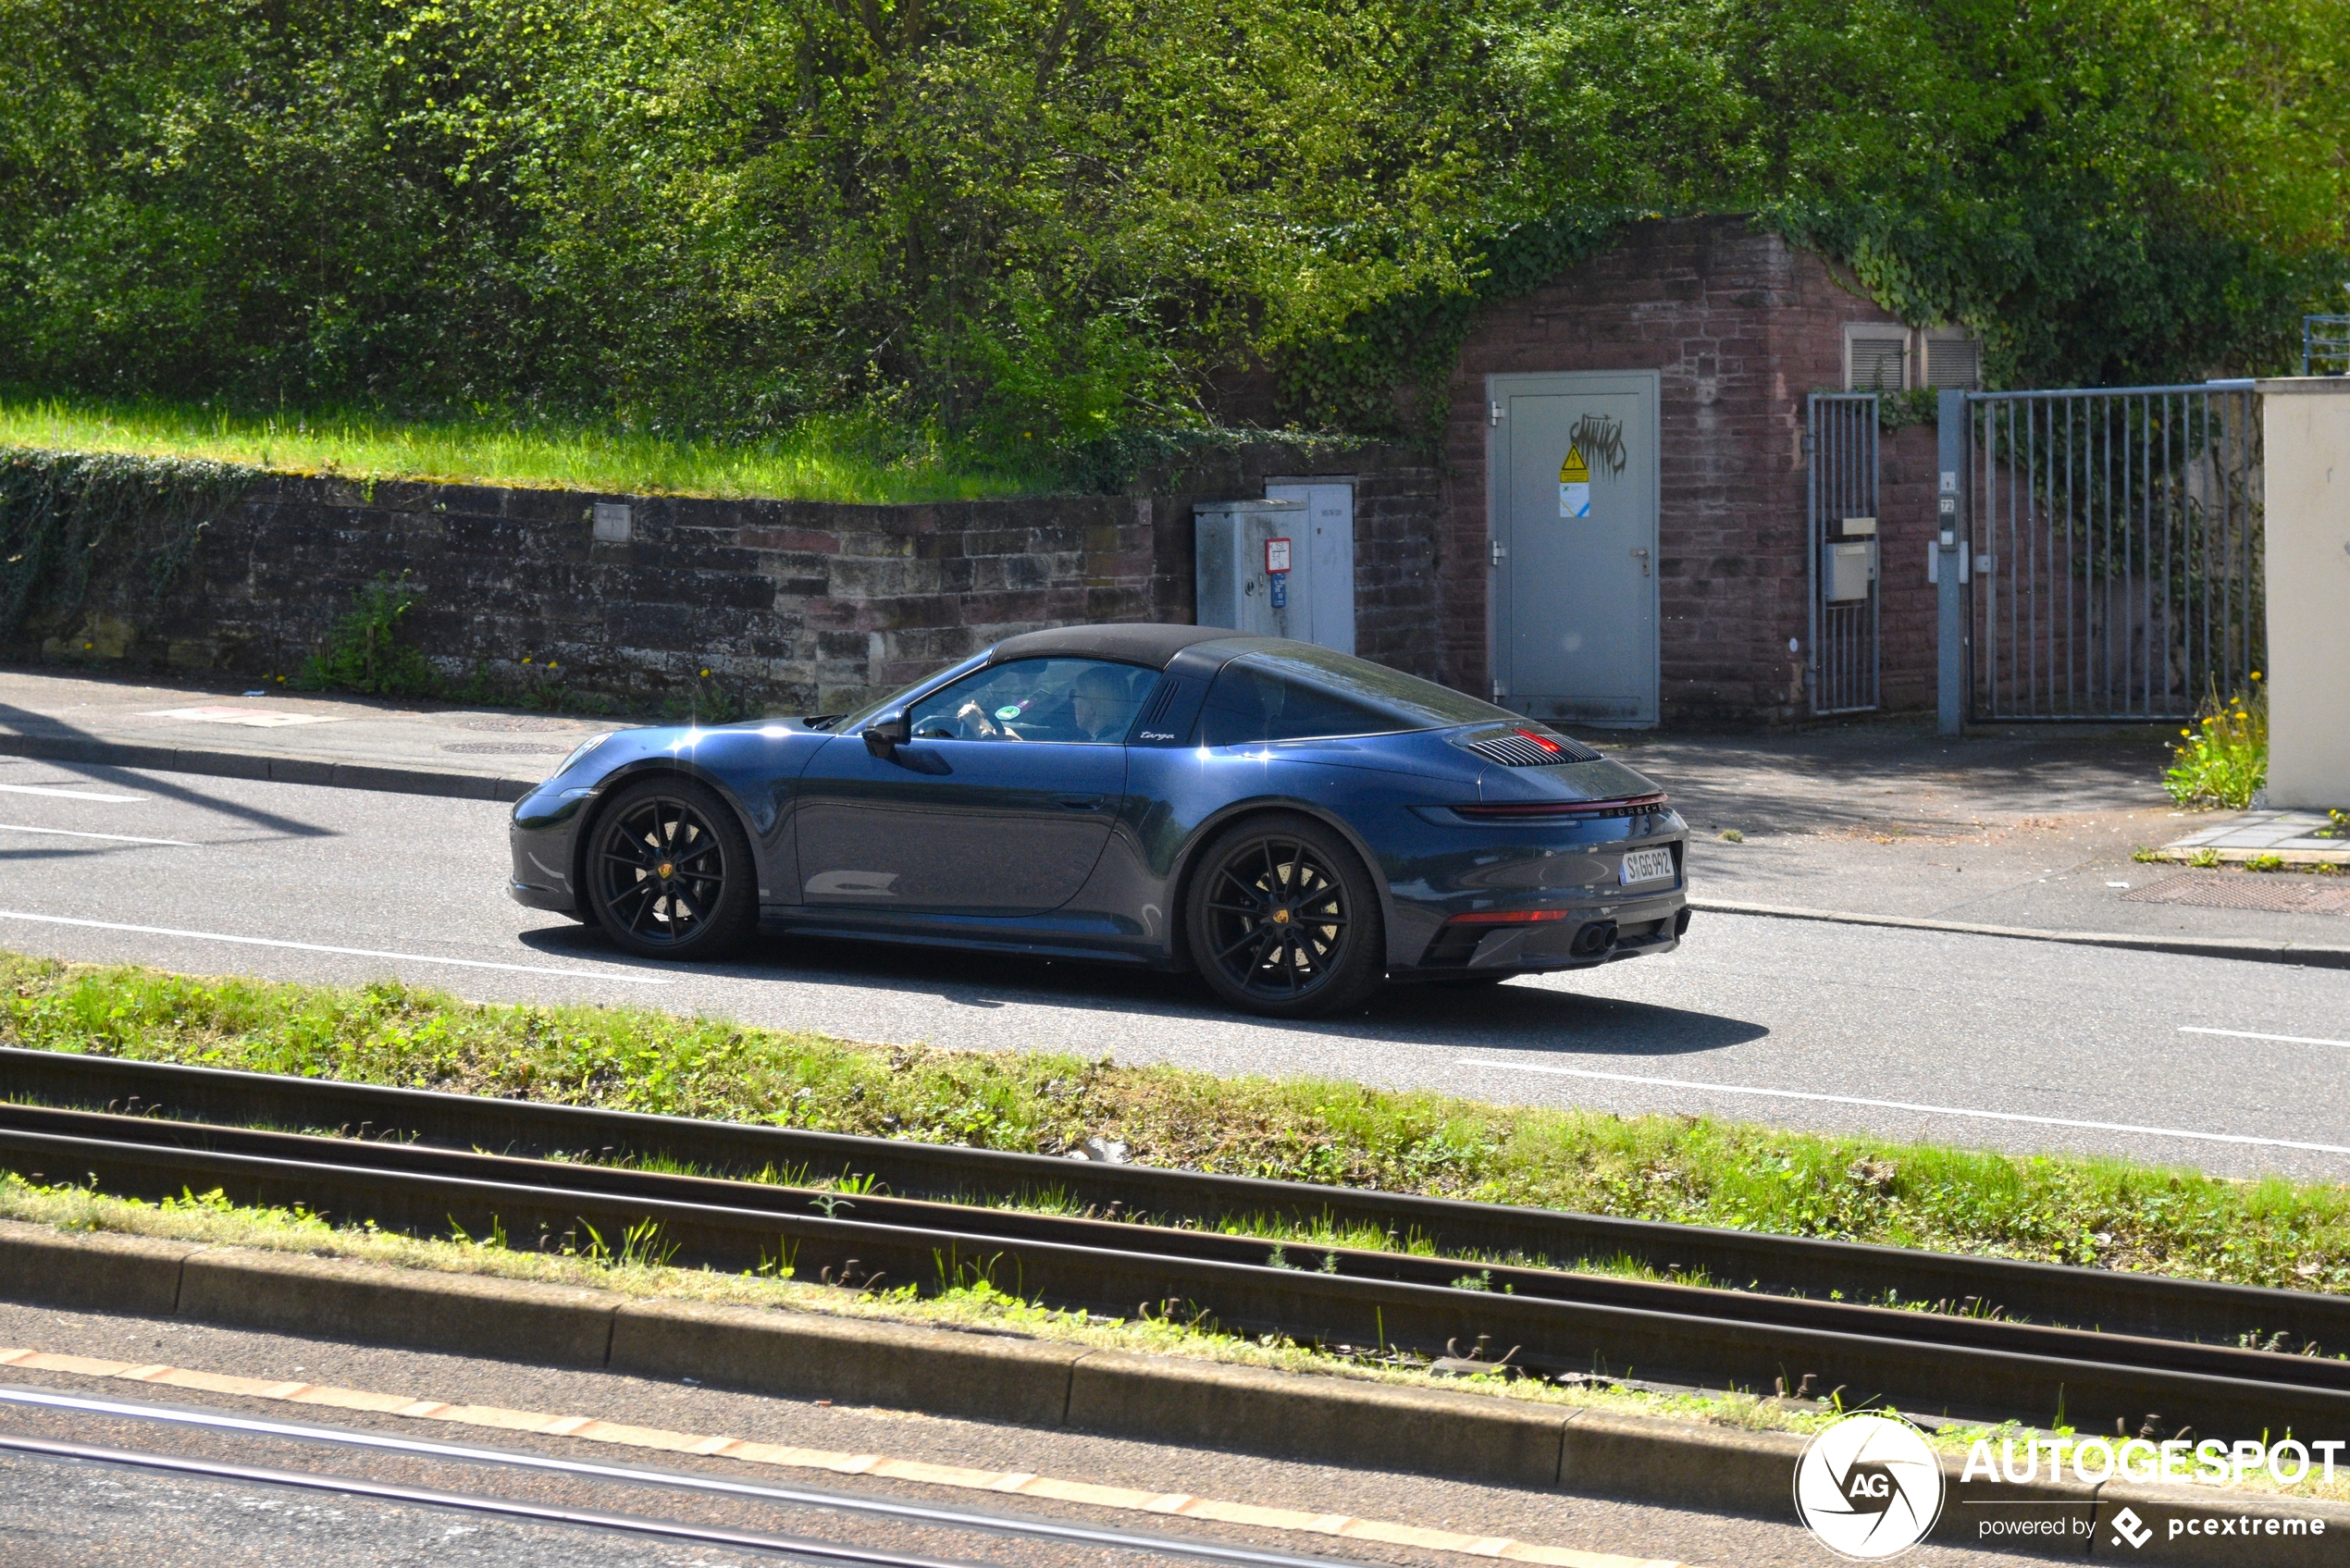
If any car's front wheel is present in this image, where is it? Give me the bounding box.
[1186,812,1384,1018]
[585,777,756,960]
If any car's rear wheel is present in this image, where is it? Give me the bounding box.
[1186,813,1384,1018]
[586,777,756,960]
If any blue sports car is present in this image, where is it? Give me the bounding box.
[509,624,1688,1017]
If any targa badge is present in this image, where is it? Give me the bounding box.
[1558,445,1591,519]
[1793,1413,1946,1560]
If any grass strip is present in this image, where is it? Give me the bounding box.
[0,396,1059,505]
[2,952,2344,1296]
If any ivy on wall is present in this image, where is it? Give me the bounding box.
[0,450,257,648]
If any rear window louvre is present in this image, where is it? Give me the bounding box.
[1461,727,1602,766]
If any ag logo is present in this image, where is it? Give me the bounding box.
[1793,1413,1947,1560]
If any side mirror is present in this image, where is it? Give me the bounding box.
[862,709,910,759]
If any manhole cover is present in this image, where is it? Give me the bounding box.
[2121,871,2350,916]
[462,716,586,733]
[440,741,575,756]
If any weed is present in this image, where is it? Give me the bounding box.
[2163,676,2266,809]
[2245,853,2286,873]
[2130,846,2159,864]
[2188,848,2222,869]
[298,573,437,698]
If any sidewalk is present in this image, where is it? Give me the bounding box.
[1593,716,2350,964]
[5,665,2344,965]
[0,666,595,802]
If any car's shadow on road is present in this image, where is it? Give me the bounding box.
[515,924,1767,1056]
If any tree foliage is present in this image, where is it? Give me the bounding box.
[1,0,2342,451]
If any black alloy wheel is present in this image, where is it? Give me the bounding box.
[1186,812,1383,1018]
[586,778,756,959]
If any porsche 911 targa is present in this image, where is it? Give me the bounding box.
[510,623,1688,1017]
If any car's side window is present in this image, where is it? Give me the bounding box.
[906,658,1158,744]
[1199,661,1404,746]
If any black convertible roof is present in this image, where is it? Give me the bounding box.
[986,623,1243,670]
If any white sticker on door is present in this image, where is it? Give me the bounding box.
[1557,444,1590,518]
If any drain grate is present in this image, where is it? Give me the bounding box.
[2121,871,2350,916]
[440,741,574,756]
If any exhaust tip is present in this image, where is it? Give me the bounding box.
[1571,920,1619,958]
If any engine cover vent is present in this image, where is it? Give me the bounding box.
[1461,726,1602,767]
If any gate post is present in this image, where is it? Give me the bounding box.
[1936,389,1967,735]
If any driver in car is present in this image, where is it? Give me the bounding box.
[955,664,1132,742]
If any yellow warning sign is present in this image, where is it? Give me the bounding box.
[1559,445,1590,485]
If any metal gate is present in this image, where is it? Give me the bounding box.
[1963,381,2261,722]
[1807,392,1879,714]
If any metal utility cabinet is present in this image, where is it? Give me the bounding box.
[1203,502,1354,648]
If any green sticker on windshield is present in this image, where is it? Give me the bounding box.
[995,705,1021,721]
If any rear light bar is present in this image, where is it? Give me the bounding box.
[1450,792,1669,820]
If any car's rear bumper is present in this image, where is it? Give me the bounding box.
[1396,886,1688,977]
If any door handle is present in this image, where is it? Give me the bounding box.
[1630,547,1651,577]
[1055,796,1105,811]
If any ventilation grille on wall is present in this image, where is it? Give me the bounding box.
[1460,726,1602,766]
[1847,336,1908,391]
[1923,334,1983,389]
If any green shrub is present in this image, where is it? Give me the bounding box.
[2164,676,2268,809]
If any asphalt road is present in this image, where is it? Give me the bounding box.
[0,757,2344,1181]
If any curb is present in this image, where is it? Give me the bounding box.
[1688,897,2350,969]
[0,733,533,803]
[1,1221,2344,1563]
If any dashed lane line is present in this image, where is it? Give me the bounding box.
[0,909,674,985]
[0,782,144,802]
[1456,1059,2350,1157]
[0,822,198,847]
[0,1347,1679,1568]
[2180,1026,2350,1050]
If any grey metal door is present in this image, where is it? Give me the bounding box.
[1808,392,1881,713]
[1489,371,1660,726]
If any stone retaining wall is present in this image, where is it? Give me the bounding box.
[16,443,1443,717]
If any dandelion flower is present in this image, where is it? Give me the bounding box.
[699,668,711,678]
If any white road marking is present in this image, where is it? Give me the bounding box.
[1457,1058,2350,1156]
[0,783,143,802]
[0,910,673,984]
[0,823,195,847]
[2181,1026,2350,1049]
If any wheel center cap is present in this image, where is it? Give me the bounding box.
[1270,907,1291,924]
[657,861,674,879]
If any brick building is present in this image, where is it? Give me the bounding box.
[1255,214,1976,724]
[1432,213,1969,723]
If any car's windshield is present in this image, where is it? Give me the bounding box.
[833,652,991,734]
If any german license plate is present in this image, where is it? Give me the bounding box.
[1620,847,1675,886]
